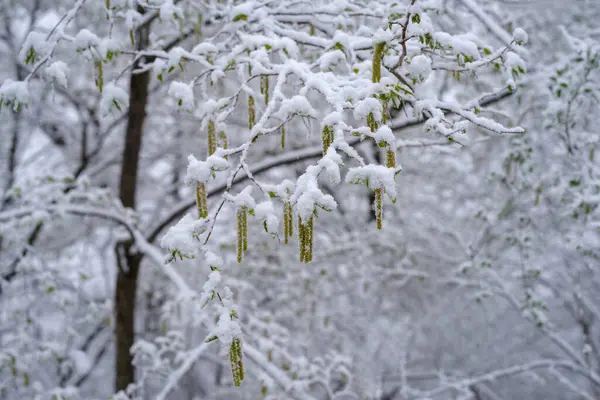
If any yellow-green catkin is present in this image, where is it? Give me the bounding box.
[196,183,208,219]
[237,207,248,263]
[260,75,269,104]
[94,59,103,92]
[229,338,244,386]
[374,188,383,230]
[283,202,293,244]
[298,216,314,263]
[372,42,385,83]
[367,112,378,132]
[382,102,388,124]
[280,124,285,148]
[219,131,228,159]
[207,120,216,156]
[248,96,255,130]
[310,24,315,36]
[386,148,396,168]
[322,125,334,155]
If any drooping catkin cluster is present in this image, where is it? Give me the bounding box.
[298,216,314,263]
[196,183,208,219]
[322,125,334,155]
[283,201,293,244]
[207,120,216,156]
[229,338,244,386]
[260,75,269,105]
[219,131,228,159]
[374,188,383,230]
[237,206,248,263]
[248,95,255,130]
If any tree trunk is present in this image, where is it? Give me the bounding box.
[114,19,150,392]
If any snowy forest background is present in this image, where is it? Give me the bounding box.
[1,0,599,399]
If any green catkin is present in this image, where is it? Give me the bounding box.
[367,112,378,132]
[94,59,103,92]
[307,216,313,262]
[310,24,315,36]
[374,188,383,230]
[280,124,285,148]
[242,207,248,252]
[248,96,255,130]
[283,202,293,244]
[196,183,208,219]
[322,125,333,155]
[382,102,388,124]
[298,216,313,263]
[237,208,246,263]
[386,148,396,168]
[299,216,306,262]
[261,76,269,104]
[230,338,244,386]
[372,42,385,83]
[207,120,216,156]
[219,131,228,159]
[288,203,293,240]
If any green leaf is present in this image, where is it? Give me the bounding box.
[268,191,277,198]
[233,13,248,22]
[483,48,492,56]
[205,335,219,343]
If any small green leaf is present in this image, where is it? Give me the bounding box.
[233,13,248,22]
[205,335,219,343]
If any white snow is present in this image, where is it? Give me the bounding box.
[168,81,195,112]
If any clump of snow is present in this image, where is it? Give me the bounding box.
[255,201,280,234]
[323,112,343,126]
[374,125,395,147]
[513,28,528,45]
[159,0,184,21]
[354,97,382,121]
[0,79,30,111]
[185,155,229,184]
[100,83,129,116]
[278,95,315,119]
[46,62,69,88]
[19,31,51,63]
[318,148,344,185]
[205,251,223,268]
[74,29,100,51]
[192,42,218,55]
[319,50,347,71]
[168,81,195,112]
[292,166,338,219]
[407,54,432,82]
[332,30,351,51]
[225,186,256,210]
[372,28,393,45]
[346,164,397,196]
[161,213,210,256]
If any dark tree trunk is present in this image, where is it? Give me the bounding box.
[114,19,150,392]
